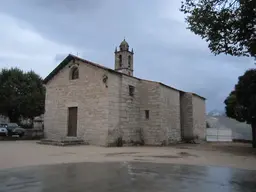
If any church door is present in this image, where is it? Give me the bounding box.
[67,107,78,137]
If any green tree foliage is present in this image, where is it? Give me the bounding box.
[180,0,256,59]
[0,68,45,123]
[224,69,256,147]
[21,71,45,120]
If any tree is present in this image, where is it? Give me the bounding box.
[0,68,45,123]
[0,68,26,122]
[224,69,256,148]
[180,0,256,59]
[20,71,45,121]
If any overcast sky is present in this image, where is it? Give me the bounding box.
[0,0,254,112]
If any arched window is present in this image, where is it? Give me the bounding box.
[70,67,79,80]
[128,55,131,68]
[119,55,122,67]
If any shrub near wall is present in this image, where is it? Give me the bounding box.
[23,129,44,140]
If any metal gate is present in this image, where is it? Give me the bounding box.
[206,128,232,142]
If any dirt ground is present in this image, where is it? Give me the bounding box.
[1,141,256,170]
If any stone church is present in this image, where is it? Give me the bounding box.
[43,40,206,146]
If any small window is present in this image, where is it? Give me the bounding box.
[128,55,131,68]
[145,110,149,120]
[129,85,135,96]
[119,55,122,67]
[70,67,79,80]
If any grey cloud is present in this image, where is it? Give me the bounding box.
[0,0,254,112]
[55,53,68,63]
[0,0,153,50]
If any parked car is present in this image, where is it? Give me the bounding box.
[0,124,8,136]
[1,123,26,137]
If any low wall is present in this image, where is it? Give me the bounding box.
[206,128,232,142]
[23,129,44,139]
[0,129,44,140]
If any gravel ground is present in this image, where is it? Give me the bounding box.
[1,141,256,170]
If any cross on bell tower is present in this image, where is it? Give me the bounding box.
[114,39,134,76]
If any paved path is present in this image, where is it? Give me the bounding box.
[0,162,256,192]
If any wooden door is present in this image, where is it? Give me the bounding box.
[67,107,78,137]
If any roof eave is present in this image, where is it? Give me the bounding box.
[43,55,73,84]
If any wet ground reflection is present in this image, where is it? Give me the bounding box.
[0,162,256,192]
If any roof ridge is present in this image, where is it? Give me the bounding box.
[43,54,205,100]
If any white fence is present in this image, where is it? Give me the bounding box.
[206,128,232,142]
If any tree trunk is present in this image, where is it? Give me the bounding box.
[30,117,34,128]
[251,121,256,148]
[8,111,19,123]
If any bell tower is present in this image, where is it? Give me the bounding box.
[114,39,134,76]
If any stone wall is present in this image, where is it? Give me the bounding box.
[107,72,122,145]
[160,85,181,144]
[180,92,206,141]
[180,92,194,140]
[44,59,109,146]
[44,57,206,146]
[139,81,161,145]
[119,75,141,144]
[192,95,206,140]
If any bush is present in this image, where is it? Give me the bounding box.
[116,137,123,147]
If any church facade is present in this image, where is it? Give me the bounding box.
[43,40,206,146]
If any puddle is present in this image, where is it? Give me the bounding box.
[49,152,76,156]
[105,152,139,157]
[149,155,180,159]
[135,152,198,159]
[1,162,255,191]
[178,152,198,157]
[133,158,152,161]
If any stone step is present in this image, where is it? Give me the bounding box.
[37,139,88,146]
